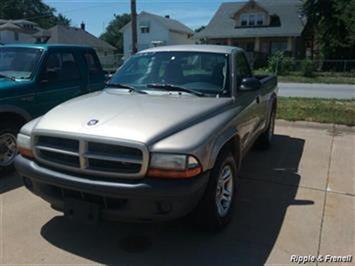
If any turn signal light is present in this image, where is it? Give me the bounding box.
[18,147,34,159]
[147,166,202,179]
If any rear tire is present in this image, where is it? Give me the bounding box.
[256,107,276,150]
[192,149,238,232]
[0,122,22,176]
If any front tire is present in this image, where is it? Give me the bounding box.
[0,123,21,176]
[192,149,238,232]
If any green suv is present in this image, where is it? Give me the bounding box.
[0,44,105,175]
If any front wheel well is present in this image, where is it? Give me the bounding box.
[216,135,242,172]
[0,112,27,128]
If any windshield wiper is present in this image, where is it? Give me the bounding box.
[147,83,205,97]
[106,83,147,94]
[0,73,16,81]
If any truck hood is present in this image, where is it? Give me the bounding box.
[35,89,234,144]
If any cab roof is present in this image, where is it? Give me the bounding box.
[1,43,93,51]
[139,44,242,55]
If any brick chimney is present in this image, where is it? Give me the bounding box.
[80,21,86,31]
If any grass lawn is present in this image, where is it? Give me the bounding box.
[277,97,355,126]
[255,70,355,84]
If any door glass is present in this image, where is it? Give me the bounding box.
[42,52,80,83]
[84,52,102,76]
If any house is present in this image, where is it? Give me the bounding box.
[120,11,194,58]
[0,19,117,70]
[46,24,117,69]
[0,19,48,44]
[196,0,313,65]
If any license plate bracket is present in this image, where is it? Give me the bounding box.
[64,198,101,224]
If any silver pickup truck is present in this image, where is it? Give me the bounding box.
[15,45,277,231]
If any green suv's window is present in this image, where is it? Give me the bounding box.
[0,47,42,80]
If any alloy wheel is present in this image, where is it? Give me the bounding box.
[0,133,17,166]
[215,164,234,217]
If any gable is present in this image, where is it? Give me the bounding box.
[196,0,305,39]
[120,12,193,35]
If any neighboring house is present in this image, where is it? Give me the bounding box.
[46,24,117,69]
[120,11,194,58]
[196,0,313,66]
[0,19,116,70]
[0,19,49,44]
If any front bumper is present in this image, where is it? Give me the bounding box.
[15,155,210,222]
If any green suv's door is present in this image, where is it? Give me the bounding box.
[34,49,84,116]
[83,50,105,92]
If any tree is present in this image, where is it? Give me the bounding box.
[302,0,355,59]
[100,13,131,53]
[0,0,70,28]
[194,26,205,33]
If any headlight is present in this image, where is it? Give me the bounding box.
[148,153,202,179]
[17,133,34,159]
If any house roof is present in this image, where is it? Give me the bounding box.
[0,21,25,32]
[120,11,193,35]
[3,43,94,51]
[0,19,37,25]
[47,25,116,51]
[196,0,305,39]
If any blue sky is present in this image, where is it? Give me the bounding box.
[43,0,235,37]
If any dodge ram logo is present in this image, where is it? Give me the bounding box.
[87,119,99,126]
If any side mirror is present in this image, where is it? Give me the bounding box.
[240,77,261,91]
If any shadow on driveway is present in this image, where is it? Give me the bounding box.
[0,172,23,194]
[40,134,313,265]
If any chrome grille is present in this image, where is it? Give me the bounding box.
[33,134,148,178]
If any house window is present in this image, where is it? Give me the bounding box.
[249,14,255,26]
[240,13,264,27]
[139,21,150,34]
[241,14,248,26]
[271,42,288,53]
[14,32,19,41]
[257,14,264,25]
[141,27,150,34]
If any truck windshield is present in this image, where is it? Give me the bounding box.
[110,51,230,96]
[0,47,43,80]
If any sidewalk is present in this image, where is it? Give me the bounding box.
[278,82,355,99]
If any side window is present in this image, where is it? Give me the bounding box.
[235,53,251,88]
[42,52,80,83]
[84,52,102,76]
[60,53,81,81]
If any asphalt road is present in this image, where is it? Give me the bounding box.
[278,82,355,99]
[1,121,354,265]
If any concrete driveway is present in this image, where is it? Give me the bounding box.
[278,82,355,99]
[0,121,354,266]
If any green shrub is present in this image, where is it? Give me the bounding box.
[301,59,316,77]
[267,51,294,75]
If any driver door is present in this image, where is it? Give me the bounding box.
[234,52,261,149]
[34,50,83,116]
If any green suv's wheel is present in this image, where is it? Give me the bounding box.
[192,150,237,232]
[0,124,20,176]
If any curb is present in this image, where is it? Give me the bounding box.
[276,120,355,133]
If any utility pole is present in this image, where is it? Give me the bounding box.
[131,0,138,55]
